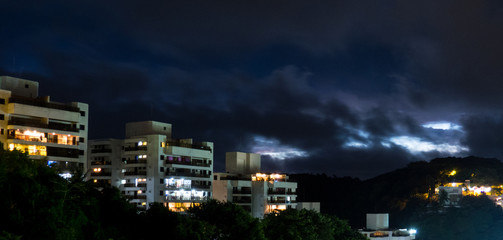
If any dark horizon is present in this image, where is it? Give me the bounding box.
[3,1,503,179]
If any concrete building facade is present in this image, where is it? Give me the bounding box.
[213,152,298,218]
[88,121,213,211]
[0,76,88,176]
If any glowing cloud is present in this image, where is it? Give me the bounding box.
[422,121,462,131]
[251,136,308,160]
[389,136,468,154]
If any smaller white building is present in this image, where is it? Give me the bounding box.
[296,202,320,213]
[213,152,298,218]
[359,213,416,240]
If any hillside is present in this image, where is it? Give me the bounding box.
[292,156,503,227]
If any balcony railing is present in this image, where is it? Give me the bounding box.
[165,159,211,167]
[126,195,147,200]
[268,200,297,204]
[90,161,112,165]
[124,160,147,165]
[9,95,80,112]
[90,172,112,177]
[268,190,296,195]
[166,196,208,201]
[165,172,211,178]
[9,117,78,132]
[124,146,148,151]
[166,139,212,152]
[124,183,147,188]
[233,189,252,194]
[192,184,211,190]
[124,171,147,176]
[91,149,112,153]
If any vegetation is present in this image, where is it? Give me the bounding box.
[263,209,366,240]
[0,150,361,240]
[292,156,503,238]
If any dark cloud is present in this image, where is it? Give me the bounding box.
[2,0,503,179]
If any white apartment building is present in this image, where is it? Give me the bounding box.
[213,152,298,218]
[0,76,88,176]
[88,121,213,211]
[359,213,417,240]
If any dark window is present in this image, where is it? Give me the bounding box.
[80,125,85,130]
[160,179,164,184]
[0,114,4,120]
[160,155,164,160]
[79,137,85,143]
[79,150,84,155]
[214,175,218,180]
[80,111,86,117]
[160,167,164,172]
[160,191,164,196]
[0,98,5,104]
[25,84,29,88]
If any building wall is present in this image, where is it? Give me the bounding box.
[367,213,389,230]
[225,152,260,175]
[296,202,320,212]
[0,76,38,98]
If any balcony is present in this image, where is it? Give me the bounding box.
[166,196,208,201]
[165,171,211,178]
[47,146,80,159]
[90,161,112,166]
[124,183,147,188]
[127,195,147,200]
[124,171,147,176]
[90,172,111,177]
[124,159,147,165]
[124,146,147,152]
[268,199,297,204]
[91,149,112,153]
[165,139,212,152]
[165,159,211,167]
[9,95,80,112]
[192,184,211,190]
[9,117,78,132]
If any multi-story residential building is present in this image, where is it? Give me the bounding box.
[213,152,298,218]
[0,76,88,177]
[88,121,213,211]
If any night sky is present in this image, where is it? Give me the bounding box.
[2,1,503,179]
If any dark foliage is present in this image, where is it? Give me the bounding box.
[0,150,359,240]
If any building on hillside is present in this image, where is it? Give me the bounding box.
[437,186,463,206]
[0,76,88,177]
[358,213,416,240]
[213,152,298,218]
[88,121,213,211]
